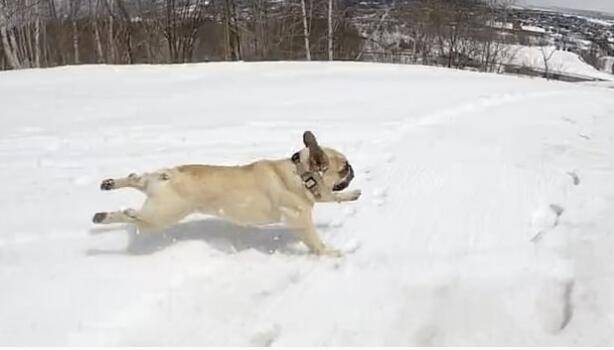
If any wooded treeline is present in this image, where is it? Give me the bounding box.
[0,0,519,71]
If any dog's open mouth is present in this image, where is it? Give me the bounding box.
[333,162,354,192]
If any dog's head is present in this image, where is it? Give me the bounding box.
[298,131,355,192]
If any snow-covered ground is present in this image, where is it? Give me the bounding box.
[506,45,614,81]
[1,62,614,346]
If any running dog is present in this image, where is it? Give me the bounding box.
[92,131,360,256]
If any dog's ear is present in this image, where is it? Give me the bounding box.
[303,131,319,148]
[303,131,329,172]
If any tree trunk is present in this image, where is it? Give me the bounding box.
[41,14,48,66]
[0,24,21,69]
[300,0,311,60]
[19,25,30,66]
[0,45,5,69]
[541,46,556,80]
[412,34,417,62]
[223,0,230,60]
[24,15,35,66]
[230,0,241,60]
[47,0,64,66]
[34,1,41,68]
[48,0,57,19]
[93,19,104,63]
[72,20,79,64]
[223,0,240,60]
[327,0,333,60]
[108,0,114,64]
[8,25,22,66]
[115,0,134,64]
[28,26,35,66]
[90,0,104,63]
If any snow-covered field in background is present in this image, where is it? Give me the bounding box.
[506,45,614,81]
[1,62,614,346]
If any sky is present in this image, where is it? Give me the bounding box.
[522,0,614,14]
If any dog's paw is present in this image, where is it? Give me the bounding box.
[335,189,362,203]
[320,248,343,258]
[92,212,107,223]
[347,189,362,201]
[100,179,115,191]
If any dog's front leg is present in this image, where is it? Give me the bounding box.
[332,189,362,203]
[317,189,362,203]
[282,207,341,257]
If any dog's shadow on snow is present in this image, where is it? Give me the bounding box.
[87,218,327,257]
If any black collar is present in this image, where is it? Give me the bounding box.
[291,151,322,198]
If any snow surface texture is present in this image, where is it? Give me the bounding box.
[1,62,613,346]
[506,45,614,81]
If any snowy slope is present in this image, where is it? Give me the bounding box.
[1,62,613,346]
[507,45,614,81]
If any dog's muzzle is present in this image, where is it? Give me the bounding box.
[333,162,354,192]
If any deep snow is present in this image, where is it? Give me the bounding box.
[0,62,613,346]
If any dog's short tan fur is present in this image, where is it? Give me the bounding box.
[92,131,360,256]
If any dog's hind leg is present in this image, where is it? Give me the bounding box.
[94,171,188,233]
[93,196,190,231]
[100,173,148,192]
[137,196,191,232]
[92,208,145,225]
[92,207,169,233]
[100,170,174,194]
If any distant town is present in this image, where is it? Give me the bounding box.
[499,6,614,71]
[349,1,614,76]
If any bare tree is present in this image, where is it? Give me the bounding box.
[69,0,82,64]
[89,0,104,63]
[0,2,22,69]
[106,0,115,63]
[114,0,134,63]
[327,0,332,60]
[540,45,556,80]
[300,0,311,60]
[355,8,389,61]
[222,0,241,60]
[33,0,41,67]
